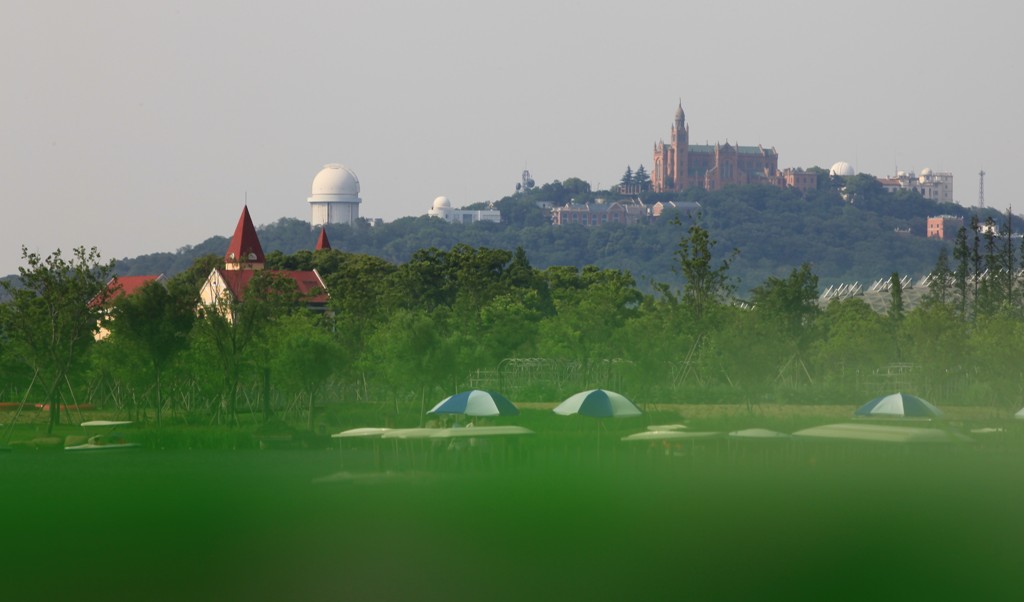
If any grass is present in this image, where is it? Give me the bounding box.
[3,402,1024,600]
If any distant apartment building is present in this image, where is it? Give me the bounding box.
[551,199,649,226]
[926,215,964,240]
[652,101,816,194]
[879,169,954,203]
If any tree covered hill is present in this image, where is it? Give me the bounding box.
[111,177,1004,296]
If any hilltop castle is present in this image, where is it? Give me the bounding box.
[652,101,815,194]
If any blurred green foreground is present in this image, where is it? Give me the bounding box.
[1,437,1022,602]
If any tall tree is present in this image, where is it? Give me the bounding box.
[672,217,737,322]
[888,272,905,323]
[270,312,341,430]
[813,298,895,389]
[901,302,964,400]
[619,166,634,189]
[538,266,641,366]
[633,165,651,192]
[966,310,1024,410]
[923,246,954,308]
[445,244,514,315]
[364,309,442,404]
[978,216,1000,317]
[1000,207,1016,309]
[195,271,301,422]
[952,225,970,319]
[970,215,982,313]
[109,280,196,427]
[0,246,113,433]
[750,263,820,349]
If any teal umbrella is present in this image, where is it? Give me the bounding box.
[553,389,641,418]
[855,393,943,419]
[428,390,520,417]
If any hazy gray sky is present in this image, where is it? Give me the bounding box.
[2,1,1021,276]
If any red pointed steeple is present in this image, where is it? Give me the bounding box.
[315,227,331,251]
[224,205,265,271]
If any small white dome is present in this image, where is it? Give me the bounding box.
[432,196,452,210]
[830,161,855,177]
[920,167,932,176]
[311,164,360,197]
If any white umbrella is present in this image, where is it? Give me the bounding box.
[428,390,520,417]
[854,392,943,419]
[553,389,642,418]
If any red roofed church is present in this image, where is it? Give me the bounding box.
[200,207,329,318]
[224,206,266,270]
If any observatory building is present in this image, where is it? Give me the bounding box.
[308,164,361,228]
[829,161,856,177]
[879,168,954,203]
[427,196,501,224]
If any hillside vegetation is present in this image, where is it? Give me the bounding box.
[4,195,1024,435]
[113,176,1001,295]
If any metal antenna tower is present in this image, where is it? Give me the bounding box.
[978,170,986,208]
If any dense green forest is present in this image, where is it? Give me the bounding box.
[3,208,1024,437]
[110,176,1009,296]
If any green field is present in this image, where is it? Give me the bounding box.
[3,405,1024,601]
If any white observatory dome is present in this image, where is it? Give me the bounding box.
[829,161,855,177]
[432,196,452,210]
[311,164,360,197]
[308,163,362,228]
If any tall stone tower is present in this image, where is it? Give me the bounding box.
[670,101,689,192]
[653,100,690,192]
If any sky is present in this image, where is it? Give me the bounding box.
[2,1,1022,276]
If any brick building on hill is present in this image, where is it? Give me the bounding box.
[926,215,964,240]
[652,100,816,194]
[551,198,649,226]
